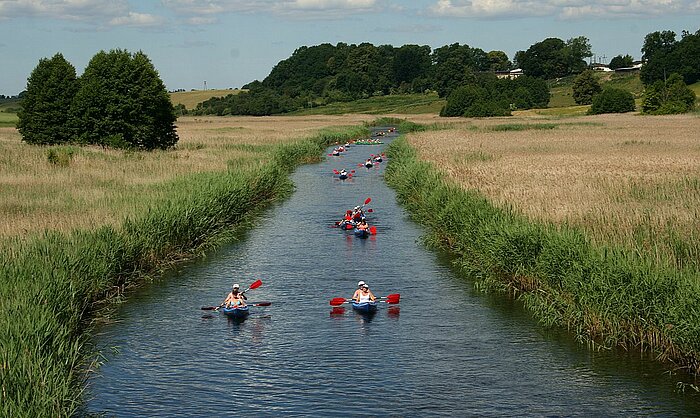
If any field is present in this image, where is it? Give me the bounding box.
[0,115,374,238]
[406,113,700,270]
[547,73,645,108]
[290,93,446,115]
[170,89,245,109]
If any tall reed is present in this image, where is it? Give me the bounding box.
[0,125,367,417]
[385,135,700,376]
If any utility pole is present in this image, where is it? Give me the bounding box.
[204,80,207,91]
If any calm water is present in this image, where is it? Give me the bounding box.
[86,128,700,416]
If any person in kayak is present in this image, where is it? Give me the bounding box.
[339,169,348,178]
[352,281,366,302]
[365,158,373,167]
[352,206,364,221]
[221,283,247,308]
[356,219,369,231]
[353,282,376,303]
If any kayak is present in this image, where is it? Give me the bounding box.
[338,173,348,180]
[352,301,378,313]
[354,228,370,238]
[364,162,374,168]
[222,305,250,319]
[338,220,355,230]
[374,157,383,163]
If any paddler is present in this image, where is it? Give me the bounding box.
[221,283,247,308]
[353,282,376,303]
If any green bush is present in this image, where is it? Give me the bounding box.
[642,73,697,114]
[46,147,77,167]
[572,70,602,105]
[588,87,636,114]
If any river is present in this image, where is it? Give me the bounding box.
[86,127,700,416]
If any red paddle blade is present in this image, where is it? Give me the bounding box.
[249,279,262,290]
[364,197,372,205]
[369,226,377,235]
[333,170,339,174]
[330,297,347,306]
[386,294,401,304]
[351,170,355,173]
[367,208,373,213]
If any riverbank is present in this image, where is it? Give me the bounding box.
[0,122,367,416]
[385,130,700,378]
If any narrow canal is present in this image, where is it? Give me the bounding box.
[87,127,700,416]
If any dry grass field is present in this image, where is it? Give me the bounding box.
[170,89,245,109]
[407,114,700,268]
[0,115,373,237]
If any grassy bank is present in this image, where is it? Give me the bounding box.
[290,93,445,116]
[385,131,700,377]
[0,122,367,416]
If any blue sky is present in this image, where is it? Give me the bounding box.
[1,0,698,95]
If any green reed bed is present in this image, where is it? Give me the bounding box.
[0,125,367,417]
[385,135,700,377]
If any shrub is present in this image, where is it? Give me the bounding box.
[642,73,697,114]
[588,88,636,114]
[46,147,76,167]
[572,70,602,105]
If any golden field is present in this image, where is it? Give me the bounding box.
[0,115,375,238]
[170,89,245,109]
[407,114,700,268]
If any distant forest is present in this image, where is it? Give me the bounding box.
[191,29,699,116]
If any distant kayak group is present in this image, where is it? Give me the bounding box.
[203,128,400,321]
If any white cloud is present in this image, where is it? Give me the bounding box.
[109,12,164,27]
[162,0,381,18]
[0,0,129,21]
[429,0,697,18]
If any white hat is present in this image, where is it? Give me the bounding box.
[357,280,366,287]
[232,283,240,289]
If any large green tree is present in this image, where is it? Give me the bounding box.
[430,43,489,97]
[642,73,697,114]
[515,36,591,79]
[640,29,700,86]
[17,53,78,145]
[71,49,178,150]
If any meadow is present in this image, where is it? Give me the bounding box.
[386,112,700,376]
[0,115,371,416]
[0,115,372,238]
[406,114,700,271]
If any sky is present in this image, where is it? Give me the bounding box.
[0,0,699,95]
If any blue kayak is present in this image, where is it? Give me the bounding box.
[338,174,348,180]
[352,301,378,313]
[354,228,369,238]
[222,305,250,319]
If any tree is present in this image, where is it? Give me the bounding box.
[608,54,634,70]
[516,36,591,79]
[572,70,602,105]
[642,73,696,114]
[71,49,178,150]
[641,29,700,86]
[563,36,592,74]
[393,44,431,87]
[429,43,489,97]
[487,50,511,71]
[440,85,485,117]
[588,88,636,114]
[17,53,78,145]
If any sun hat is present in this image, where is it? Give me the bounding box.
[232,283,240,289]
[357,280,366,287]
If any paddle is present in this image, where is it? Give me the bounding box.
[329,293,400,306]
[200,301,271,310]
[369,226,377,235]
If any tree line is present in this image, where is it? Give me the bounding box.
[191,39,590,117]
[18,50,178,150]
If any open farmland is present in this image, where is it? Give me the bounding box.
[170,89,246,109]
[0,115,373,238]
[407,114,700,270]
